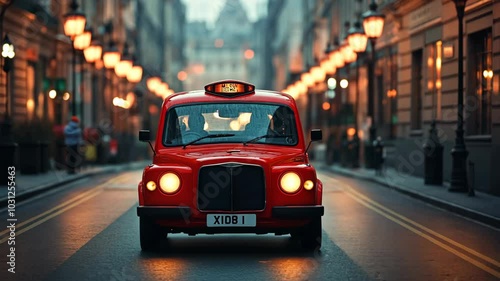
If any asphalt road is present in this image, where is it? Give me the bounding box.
[0,167,499,281]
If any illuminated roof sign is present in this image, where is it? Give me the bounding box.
[205,80,255,97]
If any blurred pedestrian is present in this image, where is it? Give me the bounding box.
[64,116,83,174]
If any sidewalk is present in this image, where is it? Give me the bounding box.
[0,160,150,208]
[319,163,500,229]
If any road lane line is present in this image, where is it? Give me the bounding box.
[325,176,500,278]
[0,189,104,244]
[342,190,500,278]
[0,186,104,237]
[0,174,128,238]
[342,182,500,268]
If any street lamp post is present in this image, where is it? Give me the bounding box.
[340,37,359,168]
[347,17,368,169]
[362,0,385,168]
[0,34,16,184]
[73,26,92,128]
[449,0,469,192]
[83,39,102,125]
[103,40,120,123]
[63,0,86,117]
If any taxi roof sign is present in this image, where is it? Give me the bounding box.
[205,80,255,97]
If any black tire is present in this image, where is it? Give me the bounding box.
[140,218,165,251]
[300,218,322,251]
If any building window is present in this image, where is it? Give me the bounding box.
[411,49,423,130]
[380,49,399,136]
[26,64,36,121]
[425,41,442,120]
[467,29,492,136]
[389,51,398,138]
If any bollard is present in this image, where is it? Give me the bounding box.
[373,137,384,175]
[423,121,443,185]
[351,134,360,168]
[340,132,349,167]
[468,161,475,197]
[325,133,335,165]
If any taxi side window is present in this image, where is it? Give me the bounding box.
[164,110,182,144]
[268,106,297,144]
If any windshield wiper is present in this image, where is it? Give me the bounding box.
[243,134,293,146]
[183,133,235,149]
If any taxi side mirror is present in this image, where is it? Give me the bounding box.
[139,130,150,142]
[310,129,322,141]
[139,130,156,156]
[306,129,322,154]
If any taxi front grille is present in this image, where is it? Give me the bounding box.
[198,164,265,211]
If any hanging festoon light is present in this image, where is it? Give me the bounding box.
[341,41,357,64]
[310,65,326,84]
[301,72,315,88]
[162,82,170,97]
[320,57,336,76]
[287,84,298,99]
[146,76,162,93]
[127,64,143,84]
[103,41,121,69]
[294,80,308,97]
[329,48,345,69]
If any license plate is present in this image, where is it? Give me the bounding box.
[206,214,256,227]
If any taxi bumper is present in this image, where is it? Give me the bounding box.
[137,206,191,219]
[137,206,323,220]
[271,206,324,219]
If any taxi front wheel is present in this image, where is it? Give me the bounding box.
[140,218,166,251]
[300,218,322,251]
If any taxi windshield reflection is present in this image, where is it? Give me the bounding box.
[163,103,298,146]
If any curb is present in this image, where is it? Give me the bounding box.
[321,165,500,229]
[0,161,148,208]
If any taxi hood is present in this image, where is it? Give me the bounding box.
[154,145,307,167]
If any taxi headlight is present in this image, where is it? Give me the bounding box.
[146,181,157,191]
[303,180,314,191]
[280,172,301,194]
[159,173,181,194]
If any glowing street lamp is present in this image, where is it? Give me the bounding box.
[63,0,86,39]
[73,26,92,51]
[362,0,385,143]
[347,21,368,53]
[63,0,86,115]
[83,40,102,64]
[147,76,162,93]
[103,41,120,69]
[115,44,133,79]
[127,65,143,84]
[2,34,14,118]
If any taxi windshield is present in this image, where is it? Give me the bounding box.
[162,103,298,147]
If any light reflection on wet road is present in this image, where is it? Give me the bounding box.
[0,168,498,281]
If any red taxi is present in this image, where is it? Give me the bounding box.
[137,80,324,251]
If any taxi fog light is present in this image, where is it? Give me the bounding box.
[280,172,301,194]
[159,173,181,194]
[304,180,314,190]
[146,181,157,191]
